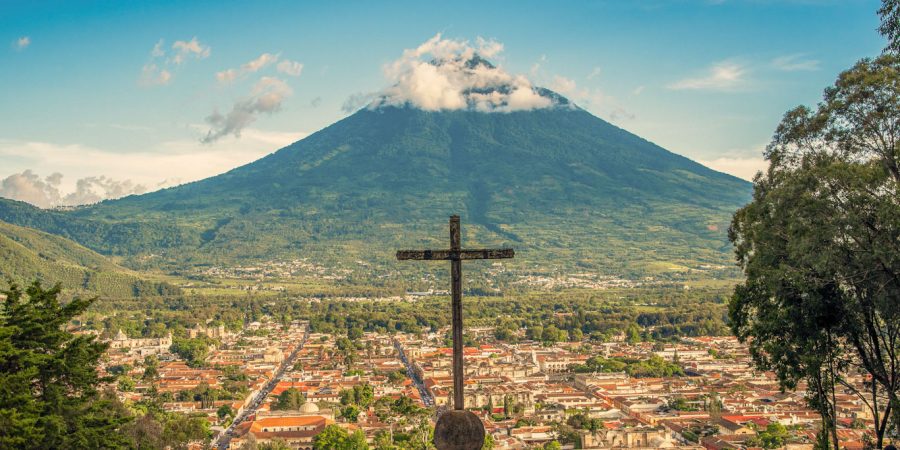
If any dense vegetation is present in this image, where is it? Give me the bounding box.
[0,282,208,449]
[0,219,180,298]
[729,21,900,450]
[305,289,729,342]
[273,388,306,411]
[79,287,731,345]
[572,354,685,377]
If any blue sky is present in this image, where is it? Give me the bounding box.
[0,0,886,206]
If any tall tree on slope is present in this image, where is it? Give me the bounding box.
[0,282,133,449]
[729,54,900,449]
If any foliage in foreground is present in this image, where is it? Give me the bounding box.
[729,54,900,449]
[0,281,209,449]
[0,282,132,448]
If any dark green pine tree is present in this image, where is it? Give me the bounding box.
[0,281,133,449]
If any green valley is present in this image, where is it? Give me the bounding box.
[0,219,179,298]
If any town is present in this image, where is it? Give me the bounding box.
[95,313,874,449]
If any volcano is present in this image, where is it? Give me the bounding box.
[0,78,751,279]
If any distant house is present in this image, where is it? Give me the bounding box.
[107,329,172,355]
[228,404,332,450]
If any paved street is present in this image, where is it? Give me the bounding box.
[394,339,434,407]
[213,328,310,450]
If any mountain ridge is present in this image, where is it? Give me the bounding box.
[0,97,751,281]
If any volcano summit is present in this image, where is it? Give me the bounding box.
[0,37,751,281]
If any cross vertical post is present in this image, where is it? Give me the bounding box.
[396,215,514,450]
[449,216,464,410]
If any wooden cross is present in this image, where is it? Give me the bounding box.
[397,215,514,410]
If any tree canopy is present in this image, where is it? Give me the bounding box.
[729,54,900,449]
[0,282,134,449]
[313,424,369,450]
[273,388,306,411]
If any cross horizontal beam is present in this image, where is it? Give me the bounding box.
[396,248,515,261]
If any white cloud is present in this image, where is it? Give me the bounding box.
[0,170,148,208]
[668,62,746,91]
[474,37,504,58]
[0,128,307,207]
[276,59,304,77]
[529,54,547,76]
[171,37,211,64]
[547,75,635,123]
[217,53,286,84]
[700,156,768,181]
[0,170,61,207]
[632,85,645,95]
[243,53,277,72]
[772,54,820,72]
[139,63,172,86]
[550,75,580,96]
[216,69,238,84]
[587,67,602,79]
[342,92,377,113]
[151,39,165,57]
[203,77,294,143]
[139,37,210,87]
[369,34,555,112]
[609,107,635,122]
[14,36,30,51]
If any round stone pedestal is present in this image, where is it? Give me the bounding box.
[433,409,486,450]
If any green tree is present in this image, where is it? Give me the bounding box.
[625,323,641,343]
[390,396,420,416]
[217,404,234,421]
[162,412,210,448]
[729,54,900,449]
[259,438,291,450]
[170,337,211,367]
[880,0,900,53]
[706,392,723,420]
[543,325,562,344]
[348,327,364,341]
[313,424,369,450]
[340,383,375,408]
[373,429,395,450]
[0,282,134,449]
[503,395,513,418]
[527,325,543,341]
[341,405,361,422]
[143,355,159,381]
[567,412,603,432]
[388,370,407,384]
[747,423,789,449]
[568,328,584,342]
[346,430,368,449]
[481,433,494,450]
[122,405,210,450]
[273,388,306,411]
[119,376,136,392]
[667,397,695,412]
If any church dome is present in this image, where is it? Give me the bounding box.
[299,402,319,413]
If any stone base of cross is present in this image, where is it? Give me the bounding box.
[397,215,514,450]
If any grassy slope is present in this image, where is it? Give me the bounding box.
[0,219,178,298]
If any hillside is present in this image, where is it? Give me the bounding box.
[0,219,180,298]
[0,93,751,282]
